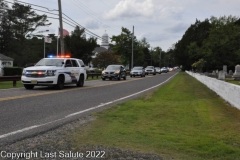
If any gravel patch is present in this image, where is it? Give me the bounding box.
[0,115,164,160]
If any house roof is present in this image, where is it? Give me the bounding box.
[0,54,14,61]
[93,47,108,53]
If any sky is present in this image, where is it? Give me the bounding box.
[5,0,240,51]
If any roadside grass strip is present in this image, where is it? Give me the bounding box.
[68,72,240,160]
[0,81,23,89]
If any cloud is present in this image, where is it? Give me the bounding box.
[104,0,155,20]
[103,0,185,23]
[84,18,100,29]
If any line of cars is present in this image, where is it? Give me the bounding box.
[101,65,172,81]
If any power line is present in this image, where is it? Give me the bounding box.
[69,0,120,32]
[2,0,105,40]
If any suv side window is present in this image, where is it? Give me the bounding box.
[78,60,85,67]
[71,60,79,67]
[65,60,72,67]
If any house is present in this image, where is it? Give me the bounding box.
[0,54,14,76]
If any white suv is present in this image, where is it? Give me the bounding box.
[145,66,156,75]
[21,57,87,90]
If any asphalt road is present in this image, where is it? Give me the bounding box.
[0,71,178,145]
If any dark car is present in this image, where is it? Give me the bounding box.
[102,65,127,80]
[130,66,145,77]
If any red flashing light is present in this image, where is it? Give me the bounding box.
[57,55,71,58]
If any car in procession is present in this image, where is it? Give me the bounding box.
[130,66,145,77]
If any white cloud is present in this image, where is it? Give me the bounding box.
[84,19,100,29]
[104,0,155,20]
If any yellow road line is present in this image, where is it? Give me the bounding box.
[0,78,144,102]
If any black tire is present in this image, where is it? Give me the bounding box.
[76,75,84,87]
[56,75,64,90]
[24,84,34,89]
[102,78,105,80]
[118,74,121,80]
[123,75,126,80]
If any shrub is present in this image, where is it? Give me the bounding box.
[3,67,23,76]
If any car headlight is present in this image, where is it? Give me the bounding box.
[102,70,105,74]
[115,70,120,74]
[46,70,56,76]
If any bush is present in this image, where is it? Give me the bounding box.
[3,67,23,76]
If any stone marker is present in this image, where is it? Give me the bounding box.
[232,64,240,80]
[223,65,227,74]
[218,70,225,80]
[229,70,233,75]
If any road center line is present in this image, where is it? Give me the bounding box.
[0,73,177,139]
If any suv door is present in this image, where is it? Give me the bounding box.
[64,59,74,83]
[71,59,80,83]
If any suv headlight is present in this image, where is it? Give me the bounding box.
[102,70,105,74]
[46,70,56,76]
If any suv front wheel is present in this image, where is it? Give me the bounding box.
[76,75,84,87]
[55,75,64,90]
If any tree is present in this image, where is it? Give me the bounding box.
[64,26,98,64]
[92,51,120,69]
[0,2,51,66]
[111,27,135,67]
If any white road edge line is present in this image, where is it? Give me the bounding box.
[0,72,178,139]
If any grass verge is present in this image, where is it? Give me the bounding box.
[68,72,240,160]
[0,81,23,89]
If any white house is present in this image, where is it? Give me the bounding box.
[0,54,14,76]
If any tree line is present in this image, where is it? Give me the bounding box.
[172,16,240,72]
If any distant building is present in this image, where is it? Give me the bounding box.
[0,54,14,76]
[89,31,111,68]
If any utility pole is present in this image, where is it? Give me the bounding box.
[58,0,64,54]
[131,26,134,69]
[159,50,161,68]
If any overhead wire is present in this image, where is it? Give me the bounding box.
[69,0,121,32]
[2,0,106,40]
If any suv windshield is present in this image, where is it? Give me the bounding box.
[35,59,64,67]
[106,65,120,70]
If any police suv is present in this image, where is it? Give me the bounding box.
[21,56,87,90]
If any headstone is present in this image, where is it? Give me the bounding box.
[212,71,216,76]
[223,65,227,74]
[218,70,225,80]
[229,70,233,75]
[232,64,240,80]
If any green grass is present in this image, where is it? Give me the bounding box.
[68,72,240,160]
[226,78,240,86]
[0,81,24,89]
